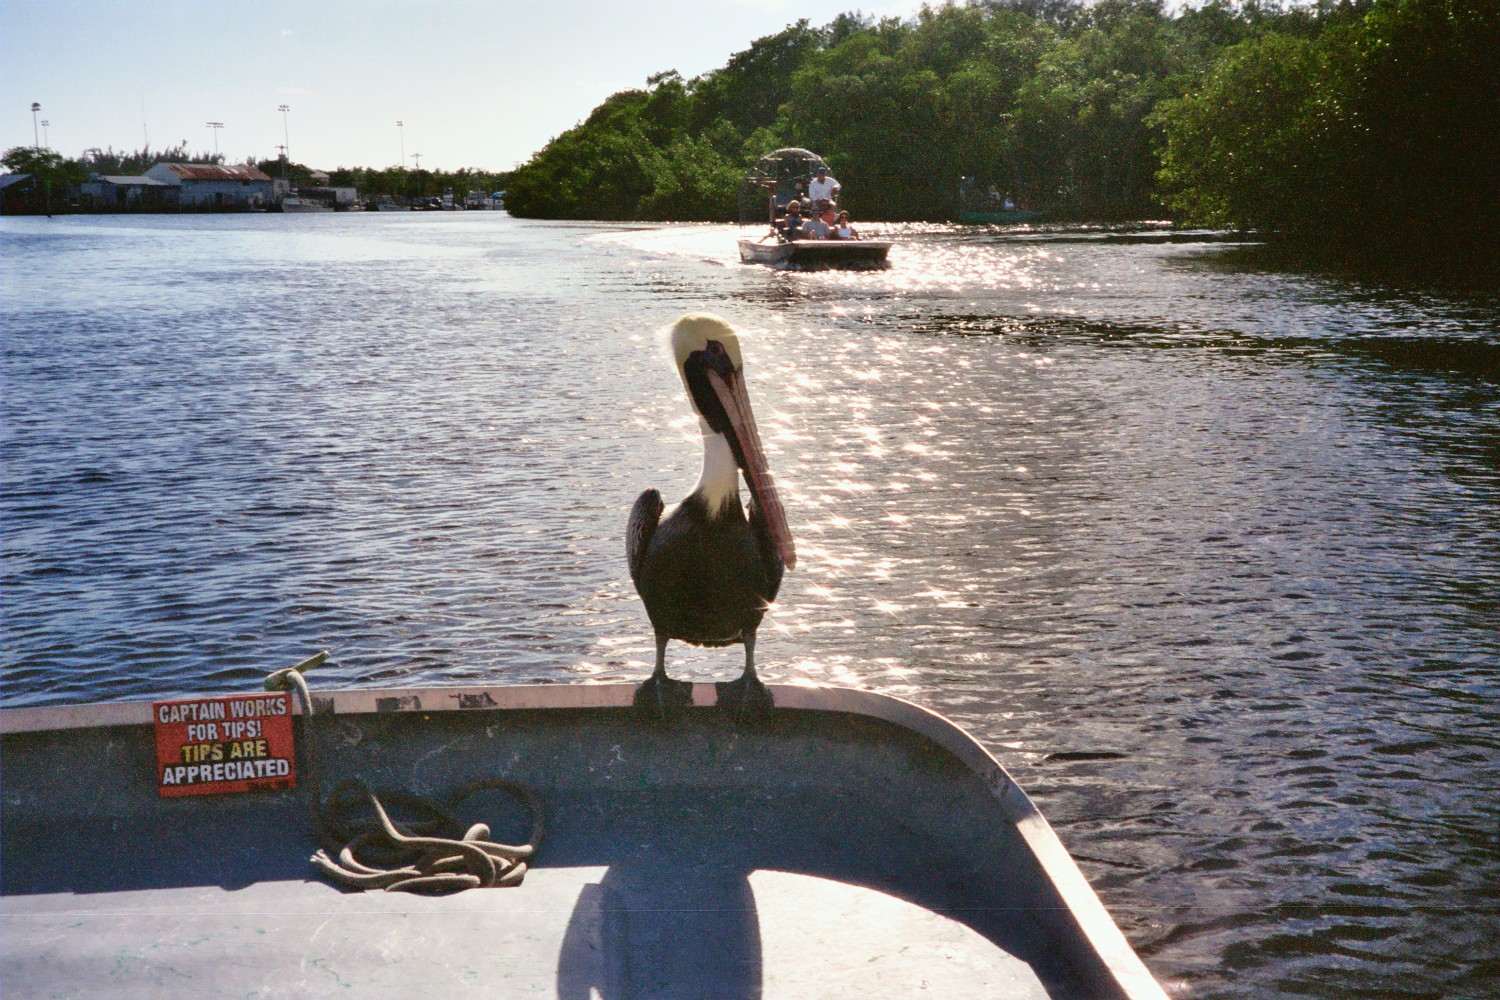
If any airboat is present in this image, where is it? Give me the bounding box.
[737,148,892,269]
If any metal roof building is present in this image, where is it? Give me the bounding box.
[143,163,274,208]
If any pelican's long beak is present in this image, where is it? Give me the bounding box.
[706,367,797,571]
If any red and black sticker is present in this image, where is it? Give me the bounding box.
[153,693,296,797]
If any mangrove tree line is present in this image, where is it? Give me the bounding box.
[503,0,1497,259]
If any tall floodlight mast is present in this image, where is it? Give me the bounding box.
[278,105,292,183]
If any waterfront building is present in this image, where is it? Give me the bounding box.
[80,175,173,211]
[0,173,39,214]
[143,163,274,209]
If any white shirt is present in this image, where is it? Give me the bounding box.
[807,174,840,204]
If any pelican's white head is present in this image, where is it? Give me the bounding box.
[670,313,744,401]
[664,312,795,570]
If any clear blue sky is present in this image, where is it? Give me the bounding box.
[3,0,925,172]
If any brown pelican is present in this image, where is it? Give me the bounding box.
[627,314,796,718]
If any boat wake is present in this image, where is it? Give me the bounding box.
[589,224,740,267]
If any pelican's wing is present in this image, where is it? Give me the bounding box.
[747,493,787,603]
[627,488,664,586]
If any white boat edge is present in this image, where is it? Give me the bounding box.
[0,681,1167,999]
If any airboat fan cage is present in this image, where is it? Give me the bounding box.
[737,148,832,224]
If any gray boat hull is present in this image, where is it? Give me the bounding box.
[738,238,892,268]
[1,683,1164,998]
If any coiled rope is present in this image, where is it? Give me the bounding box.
[266,657,544,894]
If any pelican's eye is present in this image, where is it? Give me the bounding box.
[702,340,736,376]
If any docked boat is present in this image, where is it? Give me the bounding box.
[280,195,333,213]
[1,674,1166,998]
[957,177,1046,224]
[737,148,892,269]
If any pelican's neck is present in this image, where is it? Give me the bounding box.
[692,418,741,512]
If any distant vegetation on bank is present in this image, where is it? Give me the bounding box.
[503,0,1497,260]
[1,142,510,205]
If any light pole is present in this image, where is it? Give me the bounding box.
[206,121,223,160]
[30,102,40,147]
[278,104,291,169]
[40,120,50,149]
[411,152,422,170]
[396,120,405,168]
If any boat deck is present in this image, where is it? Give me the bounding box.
[1,685,1163,998]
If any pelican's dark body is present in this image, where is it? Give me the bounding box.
[627,490,783,649]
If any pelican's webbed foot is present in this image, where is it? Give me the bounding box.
[718,633,773,722]
[636,634,693,723]
[716,672,774,721]
[633,672,693,722]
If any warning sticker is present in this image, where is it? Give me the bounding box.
[153,693,297,798]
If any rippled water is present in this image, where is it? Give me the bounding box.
[3,213,1498,997]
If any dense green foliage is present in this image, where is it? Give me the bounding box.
[1153,0,1499,251]
[309,164,509,202]
[2,146,87,190]
[506,0,1226,221]
[77,142,219,175]
[1,147,86,213]
[504,0,1495,261]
